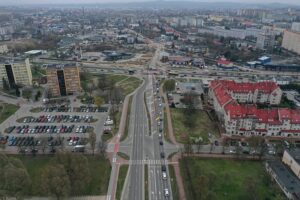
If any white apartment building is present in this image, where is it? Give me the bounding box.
[292,22,300,33]
[0,45,8,54]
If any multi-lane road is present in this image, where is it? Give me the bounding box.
[122,79,147,200]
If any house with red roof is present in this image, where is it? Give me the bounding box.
[209,80,300,138]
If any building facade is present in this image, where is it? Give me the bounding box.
[208,80,300,138]
[282,30,300,55]
[0,45,8,54]
[46,63,81,97]
[0,58,32,88]
[256,29,275,50]
[282,149,300,180]
[292,22,300,33]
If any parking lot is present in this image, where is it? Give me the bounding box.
[18,115,95,123]
[0,100,110,154]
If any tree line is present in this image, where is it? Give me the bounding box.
[0,152,104,200]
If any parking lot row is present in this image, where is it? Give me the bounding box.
[41,106,108,113]
[21,115,95,123]
[1,135,87,148]
[5,125,93,134]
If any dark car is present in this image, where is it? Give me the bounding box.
[214,140,219,146]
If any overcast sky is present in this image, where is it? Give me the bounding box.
[2,0,300,5]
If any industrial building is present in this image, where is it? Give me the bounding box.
[45,63,81,96]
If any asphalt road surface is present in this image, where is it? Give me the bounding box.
[122,79,148,200]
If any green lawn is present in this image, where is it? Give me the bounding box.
[145,165,149,200]
[117,152,130,160]
[31,65,46,79]
[14,155,111,196]
[116,165,129,200]
[180,158,285,200]
[168,165,179,200]
[117,77,142,96]
[170,108,219,144]
[108,74,129,83]
[120,96,132,142]
[0,102,19,124]
[80,73,142,98]
[102,132,113,142]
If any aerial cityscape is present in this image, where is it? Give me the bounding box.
[1,1,300,200]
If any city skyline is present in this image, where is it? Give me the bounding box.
[1,0,300,5]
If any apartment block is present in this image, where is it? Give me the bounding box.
[46,63,81,96]
[208,80,300,138]
[256,29,275,50]
[0,58,32,88]
[282,30,300,55]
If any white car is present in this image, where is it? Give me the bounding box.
[162,172,167,180]
[229,149,236,154]
[164,189,169,197]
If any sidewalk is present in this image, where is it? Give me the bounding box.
[160,85,177,145]
[169,152,187,200]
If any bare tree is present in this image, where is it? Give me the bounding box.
[89,132,96,155]
[98,141,107,157]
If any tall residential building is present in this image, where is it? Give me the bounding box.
[46,63,81,96]
[291,22,300,33]
[0,58,32,88]
[256,29,275,50]
[282,30,300,55]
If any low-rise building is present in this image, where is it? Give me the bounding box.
[282,149,300,179]
[0,58,32,88]
[45,63,81,96]
[266,160,300,200]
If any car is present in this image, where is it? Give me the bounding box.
[159,141,163,145]
[229,149,236,154]
[164,189,169,197]
[160,152,165,159]
[214,140,219,146]
[162,171,167,180]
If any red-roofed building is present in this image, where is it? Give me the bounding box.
[217,58,234,69]
[210,80,282,105]
[209,80,300,138]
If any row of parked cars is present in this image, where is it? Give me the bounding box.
[23,115,94,123]
[67,136,85,146]
[6,125,91,134]
[43,106,71,112]
[74,106,108,113]
[8,136,40,146]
